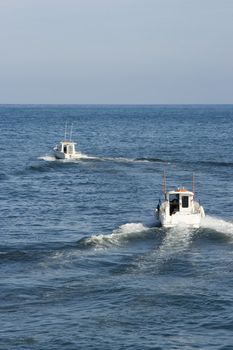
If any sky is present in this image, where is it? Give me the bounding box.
[0,0,232,104]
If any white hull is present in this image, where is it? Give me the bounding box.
[53,149,83,160]
[158,210,204,228]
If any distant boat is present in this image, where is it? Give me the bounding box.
[53,123,83,160]
[155,173,205,228]
[53,140,84,160]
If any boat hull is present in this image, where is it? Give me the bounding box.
[159,213,202,228]
[156,206,205,229]
[53,149,83,160]
[54,150,66,159]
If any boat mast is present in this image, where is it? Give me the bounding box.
[192,173,195,198]
[164,171,166,199]
[69,123,73,141]
[64,121,68,140]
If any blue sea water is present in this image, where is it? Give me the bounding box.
[1,105,233,350]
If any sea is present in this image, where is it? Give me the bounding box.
[1,105,233,350]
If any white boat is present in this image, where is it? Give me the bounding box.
[53,140,83,160]
[155,174,205,228]
[53,123,83,160]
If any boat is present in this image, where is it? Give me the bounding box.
[53,140,84,159]
[155,174,205,228]
[53,123,83,160]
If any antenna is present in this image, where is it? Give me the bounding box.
[163,170,166,199]
[64,121,68,140]
[192,173,195,198]
[69,123,73,141]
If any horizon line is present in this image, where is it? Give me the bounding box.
[0,103,233,106]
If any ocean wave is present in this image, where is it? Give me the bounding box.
[0,173,8,180]
[200,215,233,239]
[133,216,233,274]
[38,155,57,161]
[0,249,28,262]
[35,224,153,270]
[198,161,233,168]
[27,163,55,172]
[156,226,194,260]
[181,160,233,168]
[128,225,195,275]
[0,242,76,264]
[77,223,152,249]
[140,216,233,266]
[102,156,166,163]
[134,157,168,163]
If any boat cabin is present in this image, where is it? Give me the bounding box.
[57,141,76,156]
[166,189,194,216]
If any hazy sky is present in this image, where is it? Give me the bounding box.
[0,0,232,104]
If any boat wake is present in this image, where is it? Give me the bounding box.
[15,216,233,272]
[132,225,194,273]
[156,226,194,261]
[77,223,151,250]
[38,154,166,164]
[38,155,57,161]
[36,223,153,270]
[200,215,233,239]
[103,156,166,164]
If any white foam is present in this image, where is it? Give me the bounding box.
[157,226,194,261]
[133,225,195,273]
[71,153,99,160]
[201,215,233,237]
[101,156,136,163]
[152,216,233,263]
[38,155,57,161]
[85,223,150,249]
[39,154,163,164]
[102,157,159,163]
[113,222,148,235]
[38,153,99,162]
[68,155,100,162]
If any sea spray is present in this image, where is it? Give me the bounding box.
[81,223,151,249]
[132,226,195,274]
[201,215,233,238]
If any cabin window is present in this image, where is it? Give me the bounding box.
[169,194,179,215]
[64,145,67,154]
[182,196,189,208]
